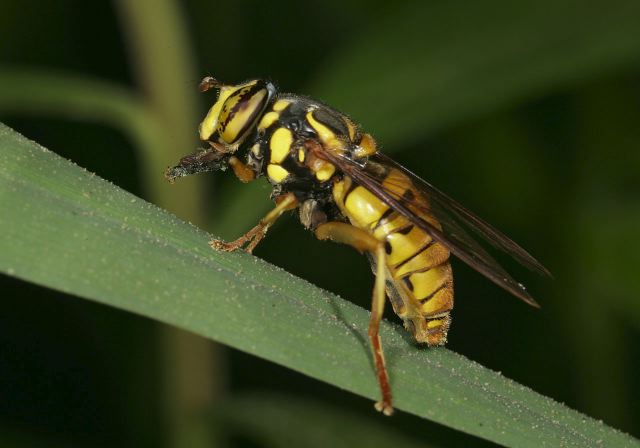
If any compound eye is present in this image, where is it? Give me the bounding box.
[218,80,270,145]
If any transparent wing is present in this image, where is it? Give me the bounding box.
[314,146,549,306]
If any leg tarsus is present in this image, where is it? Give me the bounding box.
[209,193,298,253]
[209,221,266,253]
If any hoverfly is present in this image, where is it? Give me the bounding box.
[166,76,550,415]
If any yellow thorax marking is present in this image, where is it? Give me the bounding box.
[267,164,289,183]
[258,111,279,130]
[315,163,335,181]
[306,111,339,147]
[305,110,342,181]
[272,99,291,111]
[270,127,293,163]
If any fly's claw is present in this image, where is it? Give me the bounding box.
[374,400,395,417]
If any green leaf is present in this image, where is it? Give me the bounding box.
[0,123,637,447]
[309,0,640,146]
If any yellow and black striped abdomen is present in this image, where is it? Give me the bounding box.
[333,171,454,346]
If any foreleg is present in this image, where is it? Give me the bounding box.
[210,192,298,253]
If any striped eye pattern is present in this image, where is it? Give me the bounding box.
[217,80,271,145]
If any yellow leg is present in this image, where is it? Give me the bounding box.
[315,221,378,252]
[315,222,394,416]
[210,192,298,253]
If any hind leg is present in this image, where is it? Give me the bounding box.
[315,222,394,415]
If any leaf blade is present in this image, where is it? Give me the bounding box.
[0,123,637,447]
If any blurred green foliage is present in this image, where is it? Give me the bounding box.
[0,0,639,446]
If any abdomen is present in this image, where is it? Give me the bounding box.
[333,171,454,346]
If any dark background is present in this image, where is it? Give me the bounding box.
[1,0,639,446]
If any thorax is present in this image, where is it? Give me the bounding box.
[244,95,359,194]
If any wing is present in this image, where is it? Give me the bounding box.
[312,145,550,307]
